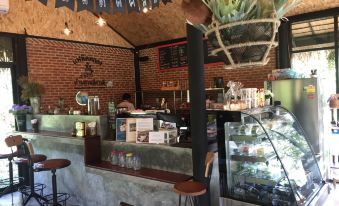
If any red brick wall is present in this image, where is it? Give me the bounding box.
[26,38,135,114]
[140,47,277,91]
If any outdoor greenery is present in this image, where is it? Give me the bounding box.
[17,76,45,101]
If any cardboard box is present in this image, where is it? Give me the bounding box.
[116,118,126,141]
[126,118,136,143]
[136,118,153,143]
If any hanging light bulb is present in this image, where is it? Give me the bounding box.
[96,16,106,27]
[142,7,148,13]
[63,22,72,36]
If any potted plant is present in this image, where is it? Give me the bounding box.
[17,76,45,114]
[9,104,32,131]
[183,0,299,69]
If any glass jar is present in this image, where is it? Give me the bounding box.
[126,153,133,169]
[111,150,119,165]
[118,151,126,167]
[133,154,141,170]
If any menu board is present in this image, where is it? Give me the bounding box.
[158,40,222,71]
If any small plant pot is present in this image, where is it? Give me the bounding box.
[206,18,280,69]
[15,114,27,132]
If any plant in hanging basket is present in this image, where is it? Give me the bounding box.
[184,0,299,69]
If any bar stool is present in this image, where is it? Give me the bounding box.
[5,135,48,206]
[173,152,214,206]
[35,159,71,206]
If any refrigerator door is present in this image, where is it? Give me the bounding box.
[271,78,320,154]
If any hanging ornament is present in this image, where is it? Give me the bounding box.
[126,0,139,13]
[96,0,111,14]
[113,0,125,13]
[55,0,75,10]
[77,0,94,12]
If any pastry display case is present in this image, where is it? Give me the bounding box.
[214,106,326,206]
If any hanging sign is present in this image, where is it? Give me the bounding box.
[96,0,110,13]
[38,0,48,5]
[151,0,159,8]
[113,0,125,13]
[127,0,139,13]
[161,0,171,5]
[55,0,75,10]
[77,0,94,11]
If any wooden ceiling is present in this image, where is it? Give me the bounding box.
[103,0,339,47]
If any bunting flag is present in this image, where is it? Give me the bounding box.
[161,0,171,5]
[126,0,139,13]
[140,0,148,9]
[151,0,159,8]
[113,0,125,14]
[96,0,111,14]
[38,0,48,5]
[77,0,94,12]
[55,0,75,10]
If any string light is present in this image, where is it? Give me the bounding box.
[142,7,148,13]
[96,16,106,27]
[63,22,72,36]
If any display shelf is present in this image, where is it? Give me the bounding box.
[231,153,276,163]
[233,174,279,186]
[230,135,258,142]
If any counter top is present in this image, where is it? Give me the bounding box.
[87,161,192,184]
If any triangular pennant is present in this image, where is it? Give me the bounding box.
[38,0,48,5]
[151,0,159,8]
[55,0,75,10]
[77,0,94,12]
[140,0,148,9]
[126,0,139,13]
[96,0,111,14]
[113,0,125,13]
[161,0,171,5]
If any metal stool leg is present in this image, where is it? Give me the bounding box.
[178,194,181,206]
[51,169,61,206]
[184,196,188,206]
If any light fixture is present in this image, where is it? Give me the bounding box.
[142,7,148,13]
[96,16,106,27]
[63,22,72,36]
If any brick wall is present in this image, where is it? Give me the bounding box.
[139,46,277,108]
[26,38,135,114]
[140,47,277,90]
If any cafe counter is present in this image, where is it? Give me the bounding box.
[15,130,193,206]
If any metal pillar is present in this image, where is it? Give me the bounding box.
[187,23,209,206]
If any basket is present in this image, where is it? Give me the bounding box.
[205,18,280,69]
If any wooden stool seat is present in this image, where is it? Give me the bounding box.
[15,154,47,164]
[35,159,71,171]
[0,151,18,159]
[173,181,207,196]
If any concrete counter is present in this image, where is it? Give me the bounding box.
[15,131,193,206]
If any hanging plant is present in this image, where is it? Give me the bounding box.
[183,0,299,69]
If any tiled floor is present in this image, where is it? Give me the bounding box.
[1,183,339,206]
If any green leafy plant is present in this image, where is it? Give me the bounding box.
[17,76,45,101]
[196,0,299,32]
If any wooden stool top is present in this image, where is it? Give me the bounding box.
[173,181,207,197]
[15,154,47,164]
[35,159,71,171]
[0,151,18,159]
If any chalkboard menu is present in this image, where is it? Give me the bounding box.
[158,40,222,71]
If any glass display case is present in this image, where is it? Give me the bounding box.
[215,106,326,206]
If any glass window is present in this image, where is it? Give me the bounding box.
[0,37,13,62]
[291,17,334,52]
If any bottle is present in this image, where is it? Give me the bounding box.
[126,153,133,169]
[108,100,116,139]
[133,154,141,170]
[111,150,119,165]
[118,151,126,167]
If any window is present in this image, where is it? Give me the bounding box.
[0,37,13,62]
